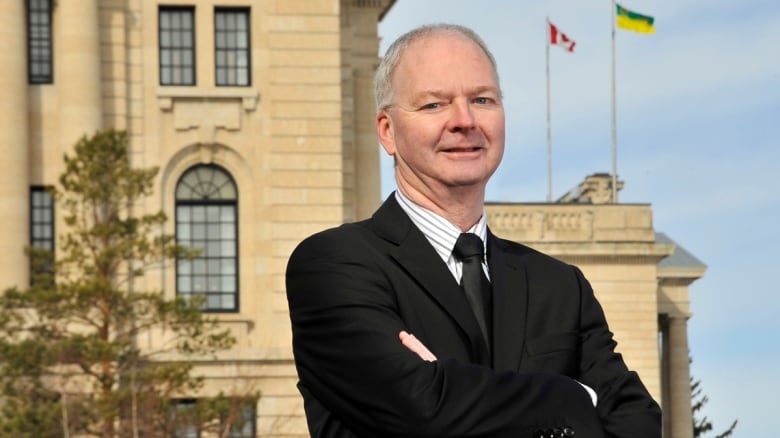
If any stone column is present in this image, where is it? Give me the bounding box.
[0,0,31,287]
[668,315,694,438]
[59,0,103,148]
[349,1,383,220]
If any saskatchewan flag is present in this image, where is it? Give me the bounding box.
[616,4,655,34]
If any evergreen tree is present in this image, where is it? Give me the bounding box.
[0,130,250,437]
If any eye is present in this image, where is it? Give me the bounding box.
[422,102,441,110]
[473,97,491,105]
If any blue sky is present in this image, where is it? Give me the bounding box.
[378,1,780,436]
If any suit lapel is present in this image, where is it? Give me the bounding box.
[487,230,529,372]
[370,196,491,364]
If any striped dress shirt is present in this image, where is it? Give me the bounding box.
[394,190,490,282]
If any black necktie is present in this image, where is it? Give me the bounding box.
[453,233,491,348]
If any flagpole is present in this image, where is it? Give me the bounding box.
[545,17,553,203]
[610,0,619,203]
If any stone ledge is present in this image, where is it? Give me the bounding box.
[156,87,260,112]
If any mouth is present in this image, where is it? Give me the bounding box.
[441,146,483,153]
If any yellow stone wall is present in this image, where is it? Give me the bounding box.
[0,1,30,289]
[5,1,389,436]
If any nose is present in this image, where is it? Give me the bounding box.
[447,99,476,131]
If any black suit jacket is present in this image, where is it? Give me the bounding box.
[286,195,661,438]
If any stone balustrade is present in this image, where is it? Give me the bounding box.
[486,202,656,243]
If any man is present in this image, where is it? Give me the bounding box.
[286,24,661,438]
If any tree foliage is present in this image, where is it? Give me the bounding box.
[0,130,251,437]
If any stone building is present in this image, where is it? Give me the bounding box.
[1,1,700,436]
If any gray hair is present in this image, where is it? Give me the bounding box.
[374,23,502,111]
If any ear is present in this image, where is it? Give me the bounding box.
[376,110,396,155]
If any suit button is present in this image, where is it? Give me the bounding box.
[533,427,573,438]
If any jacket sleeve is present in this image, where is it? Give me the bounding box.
[570,266,662,438]
[286,229,607,438]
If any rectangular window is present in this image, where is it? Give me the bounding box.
[170,399,199,438]
[223,401,256,438]
[159,6,196,86]
[30,187,55,285]
[176,204,238,312]
[214,8,250,86]
[28,0,53,84]
[30,187,54,251]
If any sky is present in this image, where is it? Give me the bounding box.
[378,1,780,436]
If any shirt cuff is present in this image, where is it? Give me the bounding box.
[577,381,598,407]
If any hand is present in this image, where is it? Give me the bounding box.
[399,331,437,362]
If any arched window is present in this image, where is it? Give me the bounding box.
[175,164,238,312]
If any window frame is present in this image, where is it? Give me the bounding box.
[214,7,251,87]
[174,165,239,313]
[30,186,55,252]
[159,5,196,86]
[30,186,55,286]
[222,400,257,438]
[27,0,54,84]
[169,398,200,438]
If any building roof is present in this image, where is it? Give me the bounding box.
[656,232,706,270]
[379,0,398,20]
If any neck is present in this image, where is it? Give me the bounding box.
[396,177,485,232]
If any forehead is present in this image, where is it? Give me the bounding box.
[401,31,491,66]
[393,32,498,91]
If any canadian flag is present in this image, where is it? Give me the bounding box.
[549,21,575,53]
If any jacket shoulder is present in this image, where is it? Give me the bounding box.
[491,233,575,272]
[287,220,376,264]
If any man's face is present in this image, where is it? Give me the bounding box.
[377,32,505,197]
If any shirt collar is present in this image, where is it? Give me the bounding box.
[394,190,488,264]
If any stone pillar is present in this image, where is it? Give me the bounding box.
[59,0,103,148]
[668,315,694,438]
[349,1,383,220]
[0,0,31,287]
[353,67,380,219]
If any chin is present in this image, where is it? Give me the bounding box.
[446,175,489,188]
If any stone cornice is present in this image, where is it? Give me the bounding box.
[657,265,707,286]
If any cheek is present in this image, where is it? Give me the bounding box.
[486,118,505,167]
[487,146,504,174]
[396,122,439,152]
[486,115,506,141]
[484,118,504,142]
